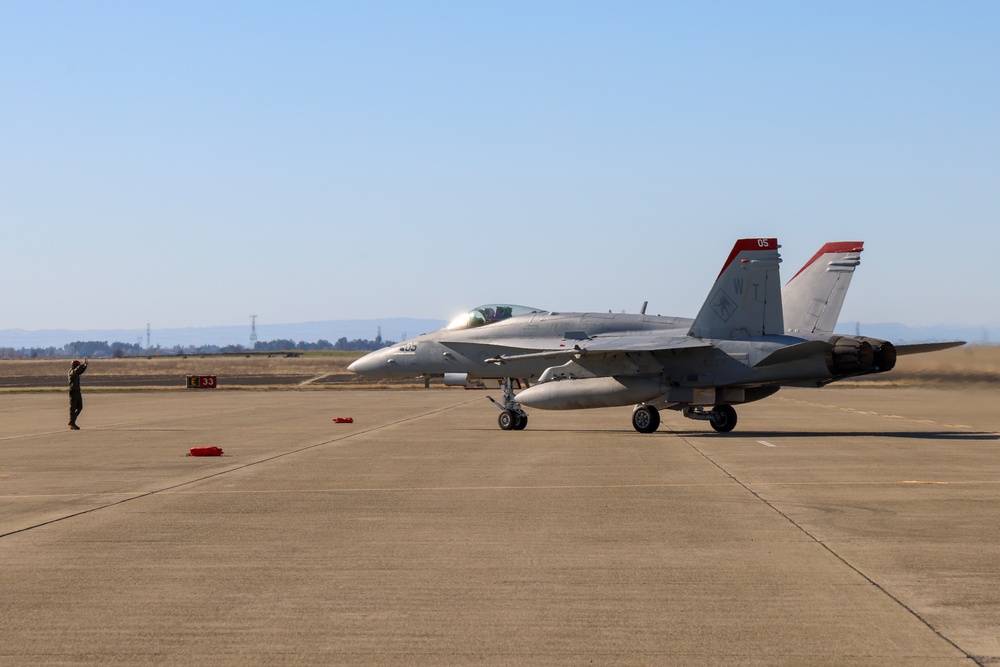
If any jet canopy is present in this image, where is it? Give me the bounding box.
[446,304,545,331]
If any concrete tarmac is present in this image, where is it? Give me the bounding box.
[1,385,998,665]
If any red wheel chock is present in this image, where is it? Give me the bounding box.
[189,446,224,456]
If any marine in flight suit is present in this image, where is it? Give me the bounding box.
[68,359,88,429]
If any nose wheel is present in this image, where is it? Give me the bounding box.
[498,409,528,430]
[489,378,529,431]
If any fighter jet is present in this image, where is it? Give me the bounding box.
[348,238,964,433]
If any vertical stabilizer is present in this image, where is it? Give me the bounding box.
[689,238,784,339]
[782,242,863,335]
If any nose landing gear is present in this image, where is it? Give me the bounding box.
[488,378,529,431]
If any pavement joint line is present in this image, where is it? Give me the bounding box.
[669,426,980,665]
[0,482,739,500]
[0,430,79,442]
[8,478,1000,499]
[88,404,262,430]
[775,395,999,437]
[298,372,336,386]
[164,482,738,493]
[0,405,261,442]
[0,396,480,542]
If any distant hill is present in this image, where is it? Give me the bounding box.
[0,318,448,350]
[1,318,994,351]
[835,322,997,345]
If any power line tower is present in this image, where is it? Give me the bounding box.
[250,315,258,349]
[146,323,151,349]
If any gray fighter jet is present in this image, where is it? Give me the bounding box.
[348,238,963,433]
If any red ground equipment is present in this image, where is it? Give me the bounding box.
[189,446,224,456]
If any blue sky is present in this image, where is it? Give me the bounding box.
[2,1,998,332]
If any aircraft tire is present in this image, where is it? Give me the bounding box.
[632,405,660,433]
[513,414,528,430]
[710,405,737,433]
[498,410,518,430]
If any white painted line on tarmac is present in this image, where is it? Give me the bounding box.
[757,440,777,448]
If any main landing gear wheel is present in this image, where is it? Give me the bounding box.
[632,405,660,434]
[709,404,737,433]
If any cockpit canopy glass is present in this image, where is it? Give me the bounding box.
[446,304,545,331]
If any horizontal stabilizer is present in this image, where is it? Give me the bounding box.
[895,341,966,356]
[753,340,832,368]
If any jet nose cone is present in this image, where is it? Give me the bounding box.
[346,356,368,374]
[347,349,390,375]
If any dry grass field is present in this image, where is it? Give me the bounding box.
[0,352,376,390]
[1,345,997,391]
[868,344,1000,385]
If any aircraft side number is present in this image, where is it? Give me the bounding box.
[757,238,770,248]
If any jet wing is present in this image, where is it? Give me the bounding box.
[441,337,583,352]
[442,333,713,364]
[439,339,584,365]
[579,333,713,353]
